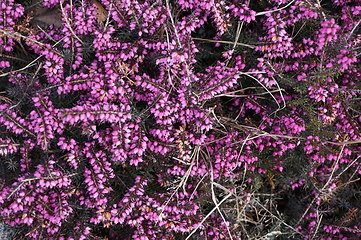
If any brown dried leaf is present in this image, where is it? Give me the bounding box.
[94,0,107,25]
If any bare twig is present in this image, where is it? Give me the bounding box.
[185,193,232,240]
[240,72,282,110]
[255,0,295,16]
[7,173,78,199]
[209,165,234,240]
[192,37,255,49]
[59,1,83,44]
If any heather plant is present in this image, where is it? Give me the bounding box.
[1,0,361,239]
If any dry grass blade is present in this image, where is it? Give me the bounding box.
[192,37,255,49]
[185,193,232,240]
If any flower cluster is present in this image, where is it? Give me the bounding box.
[1,0,361,239]
[318,18,341,47]
[0,0,24,54]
